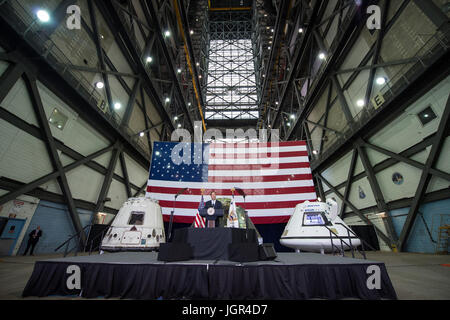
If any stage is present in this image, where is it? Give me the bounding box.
[22,252,397,300]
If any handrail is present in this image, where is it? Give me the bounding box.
[324,225,367,259]
[54,224,91,252]
[335,223,377,252]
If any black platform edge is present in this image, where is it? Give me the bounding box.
[22,257,397,300]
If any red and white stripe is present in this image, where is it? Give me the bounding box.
[194,212,206,228]
[146,141,317,224]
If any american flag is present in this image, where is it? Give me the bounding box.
[145,141,317,224]
[194,194,206,228]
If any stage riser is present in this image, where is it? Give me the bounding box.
[23,261,397,300]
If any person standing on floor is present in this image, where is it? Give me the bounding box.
[23,226,43,256]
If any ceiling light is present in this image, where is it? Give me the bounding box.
[188,102,192,106]
[275,101,279,105]
[290,114,296,120]
[177,68,182,74]
[313,150,319,155]
[164,30,171,37]
[318,52,326,60]
[199,75,202,79]
[139,132,145,137]
[114,102,121,110]
[266,26,270,30]
[95,81,104,89]
[165,97,170,103]
[268,46,271,50]
[174,116,178,121]
[287,122,291,127]
[178,124,182,128]
[146,56,153,63]
[376,76,387,85]
[190,30,194,35]
[57,124,62,129]
[356,99,365,107]
[264,14,268,17]
[196,62,200,66]
[36,9,50,23]
[271,29,274,33]
[298,28,304,33]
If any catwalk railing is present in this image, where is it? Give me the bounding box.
[310,29,450,170]
[0,0,151,159]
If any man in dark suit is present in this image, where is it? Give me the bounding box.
[23,226,42,256]
[204,191,223,227]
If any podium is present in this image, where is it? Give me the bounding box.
[200,208,224,228]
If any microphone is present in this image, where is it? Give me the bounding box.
[234,187,246,198]
[175,187,189,199]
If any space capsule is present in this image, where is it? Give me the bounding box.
[280,199,361,254]
[100,197,165,252]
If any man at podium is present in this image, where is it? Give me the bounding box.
[204,191,223,228]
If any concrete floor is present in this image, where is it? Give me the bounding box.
[0,251,449,300]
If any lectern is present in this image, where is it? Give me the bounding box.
[200,208,224,228]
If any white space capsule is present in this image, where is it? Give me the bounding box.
[101,197,165,252]
[280,199,361,253]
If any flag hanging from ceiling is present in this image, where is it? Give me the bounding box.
[145,141,317,224]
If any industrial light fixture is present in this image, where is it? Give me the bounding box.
[318,52,326,60]
[376,76,387,85]
[177,68,182,74]
[139,132,145,137]
[114,102,122,110]
[164,30,171,37]
[196,62,200,66]
[190,30,194,35]
[174,116,178,121]
[287,122,291,127]
[95,81,104,89]
[290,114,296,120]
[268,46,271,50]
[188,102,192,107]
[313,150,319,155]
[275,101,279,105]
[199,75,202,79]
[271,29,274,33]
[298,28,304,33]
[165,97,171,103]
[36,9,50,23]
[356,99,365,107]
[177,124,182,128]
[146,56,153,63]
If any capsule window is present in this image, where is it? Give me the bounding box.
[128,211,145,225]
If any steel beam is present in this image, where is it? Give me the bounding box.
[119,151,132,198]
[0,145,114,206]
[0,63,24,102]
[24,73,86,244]
[364,141,450,182]
[398,93,450,251]
[357,141,397,242]
[94,146,121,214]
[339,148,358,218]
[121,79,141,127]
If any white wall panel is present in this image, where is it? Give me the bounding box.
[40,178,62,195]
[0,119,53,183]
[435,137,450,173]
[124,152,149,188]
[376,162,422,202]
[366,148,390,168]
[36,81,110,157]
[107,179,129,210]
[369,77,449,154]
[322,151,352,187]
[338,34,371,84]
[1,78,39,126]
[65,165,104,203]
[348,177,377,210]
[0,61,9,77]
[94,151,112,168]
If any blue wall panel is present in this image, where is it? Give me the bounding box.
[389,199,450,253]
[18,201,93,255]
